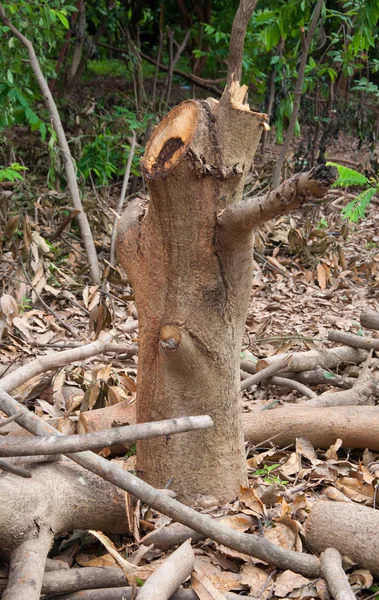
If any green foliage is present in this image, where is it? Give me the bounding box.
[253,464,289,486]
[327,162,379,222]
[0,162,27,182]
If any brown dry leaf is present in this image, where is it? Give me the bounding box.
[56,417,76,435]
[96,364,112,382]
[192,570,225,600]
[12,316,33,342]
[265,512,302,552]
[359,464,375,485]
[326,438,343,461]
[336,477,374,502]
[239,486,266,517]
[194,559,243,592]
[217,514,257,560]
[280,452,301,477]
[108,385,127,405]
[315,578,329,600]
[317,263,327,290]
[52,369,66,411]
[247,448,281,468]
[274,570,310,596]
[119,373,137,394]
[4,214,20,239]
[240,564,271,598]
[296,437,318,465]
[350,569,373,589]
[76,551,117,568]
[0,294,18,324]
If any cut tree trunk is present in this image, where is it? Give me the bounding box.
[117,81,337,503]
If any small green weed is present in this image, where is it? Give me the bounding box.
[253,463,288,486]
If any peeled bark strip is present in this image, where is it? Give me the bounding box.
[328,330,379,351]
[242,405,379,450]
[360,309,379,331]
[0,416,213,457]
[137,540,194,600]
[117,83,337,503]
[256,346,368,374]
[320,548,356,600]
[306,501,379,577]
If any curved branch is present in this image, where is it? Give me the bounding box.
[227,0,259,84]
[218,165,338,232]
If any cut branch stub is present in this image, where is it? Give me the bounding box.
[117,85,267,503]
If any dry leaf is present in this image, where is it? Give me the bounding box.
[280,452,301,477]
[192,570,225,600]
[194,559,243,592]
[317,263,327,290]
[336,477,374,502]
[296,437,318,464]
[76,551,117,568]
[326,438,343,461]
[274,570,310,596]
[240,564,271,597]
[350,569,373,589]
[239,486,266,516]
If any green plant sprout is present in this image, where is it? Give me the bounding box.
[253,463,289,486]
[0,163,27,182]
[326,162,379,223]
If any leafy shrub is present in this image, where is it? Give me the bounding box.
[327,162,379,222]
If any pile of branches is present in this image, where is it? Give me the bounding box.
[1,308,379,599]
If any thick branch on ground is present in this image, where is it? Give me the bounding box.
[2,528,53,600]
[227,0,259,84]
[0,7,101,283]
[47,588,245,600]
[306,501,379,577]
[320,548,356,600]
[242,405,379,450]
[0,388,321,579]
[0,332,137,394]
[240,363,316,398]
[219,165,337,232]
[360,308,379,331]
[0,416,213,456]
[137,540,194,600]
[328,329,379,351]
[255,346,368,374]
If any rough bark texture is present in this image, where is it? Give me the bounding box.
[116,83,337,502]
[117,84,267,503]
[320,548,356,600]
[306,501,379,576]
[360,308,379,330]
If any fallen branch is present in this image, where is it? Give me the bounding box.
[137,540,194,600]
[320,548,356,600]
[218,165,338,232]
[240,355,291,391]
[2,528,54,600]
[0,332,137,394]
[47,588,245,600]
[255,346,368,374]
[0,416,213,456]
[360,308,379,331]
[328,330,379,351]
[240,365,316,399]
[0,7,101,283]
[306,501,379,577]
[242,405,379,450]
[0,387,321,579]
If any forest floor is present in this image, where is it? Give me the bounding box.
[1,77,379,598]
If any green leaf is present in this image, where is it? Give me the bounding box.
[56,11,69,29]
[326,162,369,187]
[323,371,335,380]
[342,187,377,223]
[7,69,13,84]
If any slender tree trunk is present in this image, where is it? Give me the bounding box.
[66,1,86,85]
[271,0,324,188]
[261,38,284,160]
[227,0,258,85]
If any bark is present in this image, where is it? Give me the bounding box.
[66,0,86,84]
[283,368,354,390]
[137,540,194,600]
[360,308,379,331]
[0,387,321,578]
[328,329,379,351]
[0,416,213,457]
[301,384,375,408]
[306,501,379,577]
[0,460,129,558]
[271,0,324,189]
[227,0,259,84]
[0,7,101,284]
[320,548,356,600]
[116,82,336,503]
[242,405,379,450]
[256,346,368,374]
[2,528,53,600]
[240,364,316,398]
